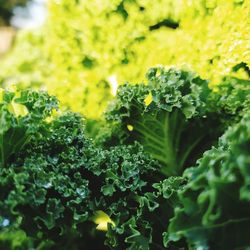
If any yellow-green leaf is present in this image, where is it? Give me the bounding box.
[7,101,28,117]
[127,124,134,131]
[45,109,59,123]
[144,92,153,106]
[7,84,17,93]
[0,88,4,103]
[92,210,115,231]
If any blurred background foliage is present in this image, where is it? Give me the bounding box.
[0,0,249,118]
[0,0,29,25]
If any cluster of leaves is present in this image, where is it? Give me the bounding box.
[102,67,224,176]
[0,88,166,249]
[96,67,250,249]
[0,87,58,168]
[165,113,250,249]
[212,76,250,124]
[1,0,249,117]
[0,66,250,249]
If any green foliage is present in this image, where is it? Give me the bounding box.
[165,113,250,249]
[104,67,223,176]
[212,76,250,123]
[0,229,31,250]
[1,0,249,117]
[0,91,166,249]
[0,88,58,168]
[105,176,185,250]
[0,66,250,249]
[0,112,102,249]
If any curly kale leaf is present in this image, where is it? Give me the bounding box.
[165,113,250,249]
[86,142,164,249]
[0,229,32,250]
[104,67,223,176]
[105,176,186,250]
[87,142,161,197]
[211,76,250,124]
[0,108,164,249]
[0,89,58,168]
[0,112,102,249]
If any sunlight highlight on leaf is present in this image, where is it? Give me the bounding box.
[127,124,134,131]
[7,101,28,117]
[0,88,4,103]
[144,92,153,106]
[92,210,115,231]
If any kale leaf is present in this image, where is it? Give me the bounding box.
[103,67,223,176]
[165,113,250,249]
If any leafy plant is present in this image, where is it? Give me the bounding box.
[0,87,57,168]
[105,176,185,250]
[1,0,249,117]
[0,95,164,249]
[0,66,250,249]
[212,76,250,123]
[103,67,223,176]
[165,113,250,249]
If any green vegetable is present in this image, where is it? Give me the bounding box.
[0,95,163,249]
[0,88,57,168]
[165,113,250,249]
[104,67,223,176]
[104,176,185,250]
[1,67,249,249]
[212,76,250,124]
